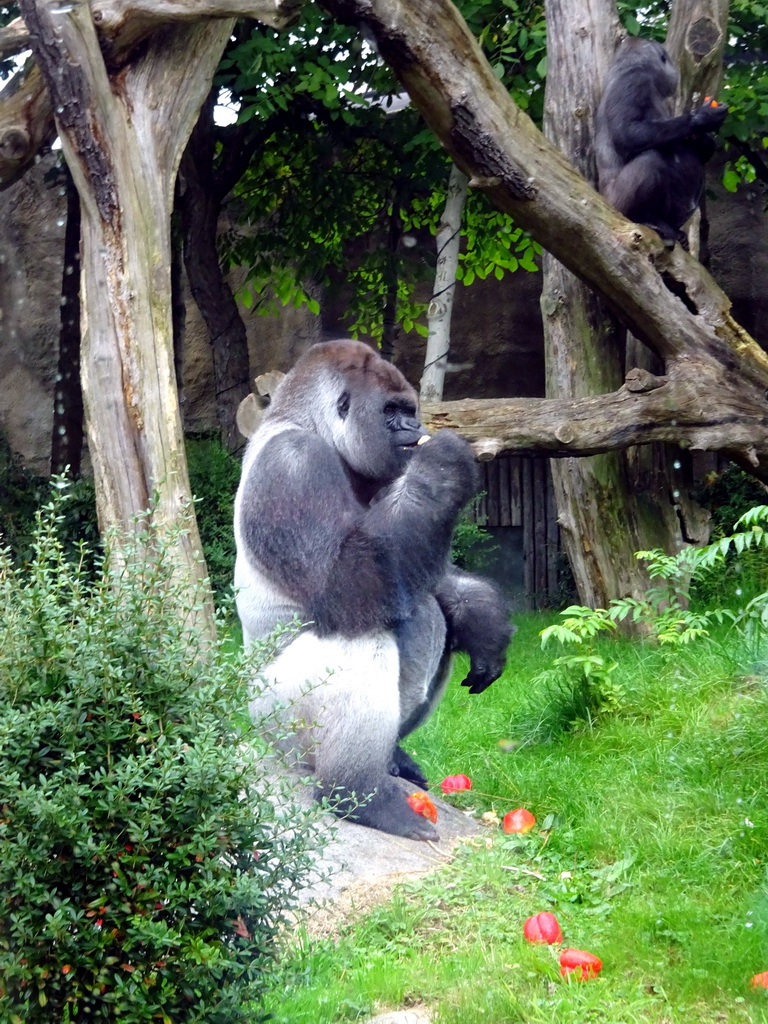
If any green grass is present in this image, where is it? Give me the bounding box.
[259,612,768,1023]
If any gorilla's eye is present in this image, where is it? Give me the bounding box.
[337,390,351,420]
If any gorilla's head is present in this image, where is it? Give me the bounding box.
[612,36,678,97]
[272,340,426,484]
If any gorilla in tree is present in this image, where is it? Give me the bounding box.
[595,36,728,248]
[234,339,512,841]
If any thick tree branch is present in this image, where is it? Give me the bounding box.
[423,371,768,481]
[0,18,30,60]
[1,0,299,185]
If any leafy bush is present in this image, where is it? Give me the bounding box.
[0,432,98,568]
[451,495,496,571]
[186,436,242,610]
[692,464,768,605]
[541,506,768,650]
[0,487,324,1023]
[525,507,768,738]
[526,608,626,738]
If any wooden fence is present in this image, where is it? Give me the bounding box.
[474,455,563,609]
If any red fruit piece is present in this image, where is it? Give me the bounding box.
[751,970,768,988]
[503,808,536,834]
[559,948,602,980]
[406,791,438,824]
[441,774,472,794]
[523,912,563,944]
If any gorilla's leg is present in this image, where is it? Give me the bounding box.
[605,151,681,244]
[390,598,451,789]
[396,598,451,732]
[249,630,439,841]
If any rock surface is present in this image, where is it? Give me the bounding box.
[363,1009,433,1024]
[284,770,484,938]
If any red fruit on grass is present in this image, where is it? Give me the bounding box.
[523,912,563,945]
[751,971,768,988]
[559,948,602,980]
[406,791,438,824]
[441,774,472,794]
[503,808,536,834]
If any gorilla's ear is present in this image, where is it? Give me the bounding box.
[337,390,351,420]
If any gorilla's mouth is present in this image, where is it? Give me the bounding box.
[400,435,430,450]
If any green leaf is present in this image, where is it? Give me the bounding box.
[723,169,740,192]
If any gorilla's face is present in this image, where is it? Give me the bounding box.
[335,384,427,484]
[269,339,427,486]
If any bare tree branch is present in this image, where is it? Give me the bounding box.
[424,370,768,479]
[0,18,30,61]
[0,0,300,184]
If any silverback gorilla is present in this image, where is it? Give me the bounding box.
[595,36,728,248]
[234,340,513,841]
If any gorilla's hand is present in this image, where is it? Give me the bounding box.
[435,568,515,695]
[408,429,479,511]
[691,100,728,132]
[461,652,508,695]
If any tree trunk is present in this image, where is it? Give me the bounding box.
[541,0,712,608]
[380,194,403,362]
[179,92,251,452]
[50,162,83,478]
[420,162,468,403]
[20,0,235,640]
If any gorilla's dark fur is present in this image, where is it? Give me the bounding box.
[595,36,728,248]
[234,340,513,841]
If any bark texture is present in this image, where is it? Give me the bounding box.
[50,163,84,478]
[18,0,238,638]
[179,93,251,453]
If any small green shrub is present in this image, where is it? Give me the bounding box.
[0,433,99,569]
[693,464,768,605]
[525,506,768,740]
[451,496,496,571]
[0,487,324,1023]
[186,436,242,610]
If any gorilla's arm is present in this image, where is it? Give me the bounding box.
[240,428,478,637]
[435,568,514,694]
[365,430,479,596]
[600,78,727,162]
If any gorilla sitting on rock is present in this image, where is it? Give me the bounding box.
[234,339,513,841]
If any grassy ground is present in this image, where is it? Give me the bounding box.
[260,611,768,1023]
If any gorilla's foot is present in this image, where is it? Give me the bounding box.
[389,745,428,787]
[317,778,439,842]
